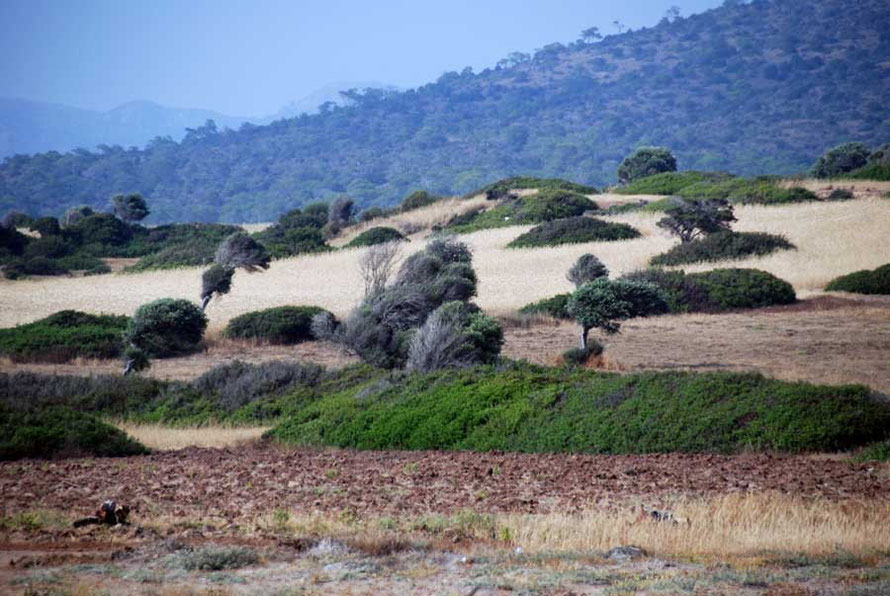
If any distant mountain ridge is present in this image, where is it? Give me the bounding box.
[2,0,888,223]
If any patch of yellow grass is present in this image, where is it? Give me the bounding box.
[502,492,890,558]
[239,222,273,234]
[116,423,270,450]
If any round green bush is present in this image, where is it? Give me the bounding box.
[825,264,890,295]
[685,268,796,310]
[346,226,406,248]
[71,213,133,246]
[124,298,207,357]
[222,305,333,344]
[400,190,440,212]
[650,231,795,266]
[23,236,75,259]
[519,293,572,319]
[618,147,677,184]
[508,217,641,248]
[813,142,870,178]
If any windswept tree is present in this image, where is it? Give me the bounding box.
[656,198,736,243]
[617,147,677,184]
[111,193,150,223]
[324,196,355,237]
[567,254,609,288]
[568,278,668,350]
[200,232,270,310]
[812,142,870,178]
[358,240,402,297]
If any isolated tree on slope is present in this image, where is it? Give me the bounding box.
[567,254,609,288]
[567,278,668,350]
[656,198,736,243]
[200,232,270,310]
[111,193,150,224]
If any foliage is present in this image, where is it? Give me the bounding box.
[200,264,234,306]
[508,216,640,248]
[267,364,890,454]
[656,198,736,243]
[620,268,714,313]
[448,190,598,233]
[677,178,819,205]
[518,293,572,319]
[855,441,890,462]
[215,232,270,271]
[650,231,795,266]
[0,310,130,362]
[618,147,677,184]
[400,190,442,211]
[124,298,207,358]
[1,0,889,221]
[29,216,61,237]
[686,268,796,310]
[845,162,890,181]
[61,205,93,228]
[126,223,242,270]
[562,343,603,366]
[111,193,150,223]
[471,177,598,200]
[222,306,333,344]
[827,188,854,200]
[346,226,406,248]
[23,235,74,259]
[613,171,735,195]
[191,360,326,413]
[825,263,890,294]
[812,142,871,178]
[405,301,503,372]
[568,278,669,344]
[177,546,259,571]
[70,213,133,247]
[2,210,33,229]
[0,406,148,461]
[567,254,609,287]
[253,208,329,259]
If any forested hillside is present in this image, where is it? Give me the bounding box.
[2,0,888,223]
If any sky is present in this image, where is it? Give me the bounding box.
[0,0,724,117]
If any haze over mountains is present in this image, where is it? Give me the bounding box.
[1,0,888,223]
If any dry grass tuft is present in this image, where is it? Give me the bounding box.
[502,492,890,558]
[116,423,270,450]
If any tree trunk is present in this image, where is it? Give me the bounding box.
[122,359,134,376]
[580,327,589,350]
[201,295,211,311]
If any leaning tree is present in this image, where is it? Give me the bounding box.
[567,278,668,350]
[656,198,736,243]
[200,232,270,310]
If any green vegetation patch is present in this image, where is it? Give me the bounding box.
[518,294,572,319]
[825,264,890,294]
[613,171,736,195]
[0,406,148,461]
[449,190,599,233]
[267,364,890,454]
[0,310,130,363]
[845,163,890,181]
[346,226,406,248]
[650,231,795,266]
[677,178,818,205]
[508,217,641,248]
[222,306,333,344]
[125,223,242,270]
[470,177,597,199]
[855,441,890,462]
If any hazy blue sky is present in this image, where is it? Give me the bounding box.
[1,0,723,117]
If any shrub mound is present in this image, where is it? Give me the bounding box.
[470,177,597,199]
[825,264,890,295]
[267,364,890,454]
[0,406,148,460]
[0,310,130,363]
[677,178,818,205]
[508,217,640,248]
[449,189,598,233]
[650,232,795,266]
[346,227,406,248]
[614,171,735,195]
[124,298,207,358]
[222,306,333,344]
[518,294,572,319]
[400,190,442,212]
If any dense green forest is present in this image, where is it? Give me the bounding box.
[1,0,888,223]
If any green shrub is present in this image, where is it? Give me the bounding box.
[124,298,207,358]
[650,232,795,266]
[2,256,69,278]
[677,178,818,205]
[561,343,603,366]
[405,302,503,372]
[21,236,70,259]
[70,213,133,247]
[0,225,29,258]
[618,147,677,184]
[825,264,890,294]
[508,217,640,248]
[449,189,598,233]
[0,406,148,460]
[614,171,735,195]
[176,546,259,571]
[359,206,393,222]
[845,163,890,181]
[400,190,442,212]
[620,269,711,313]
[567,254,609,287]
[0,310,130,363]
[470,177,597,199]
[855,441,890,462]
[126,223,242,270]
[267,364,890,454]
[222,306,333,344]
[255,226,328,259]
[519,294,572,319]
[29,216,61,237]
[813,142,870,178]
[686,268,796,310]
[346,227,406,247]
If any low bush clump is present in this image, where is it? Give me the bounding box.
[561,343,603,366]
[177,546,259,571]
[346,227,406,247]
[825,264,890,294]
[677,178,818,205]
[0,406,148,460]
[508,217,640,248]
[827,188,855,200]
[650,232,795,266]
[124,298,207,358]
[470,177,597,200]
[0,310,130,362]
[267,364,890,454]
[449,189,598,233]
[618,147,677,184]
[222,306,334,344]
[518,294,572,319]
[622,268,796,312]
[855,441,890,462]
[613,171,735,195]
[400,190,442,212]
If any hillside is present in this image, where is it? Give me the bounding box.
[2,0,889,222]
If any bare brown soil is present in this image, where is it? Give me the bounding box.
[2,446,885,522]
[504,294,890,393]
